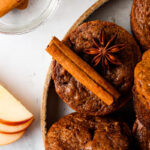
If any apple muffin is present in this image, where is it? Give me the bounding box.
[131,0,150,51]
[133,49,150,129]
[52,20,141,116]
[133,119,150,150]
[45,113,132,150]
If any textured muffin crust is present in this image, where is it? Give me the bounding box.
[142,49,150,60]
[131,0,150,50]
[45,113,132,150]
[134,57,150,104]
[133,88,150,129]
[133,50,150,129]
[133,119,150,150]
[53,20,141,115]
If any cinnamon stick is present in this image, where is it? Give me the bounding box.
[17,0,28,10]
[0,0,25,17]
[51,37,120,99]
[46,37,121,105]
[47,43,114,105]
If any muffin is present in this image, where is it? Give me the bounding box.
[45,113,132,150]
[142,49,150,60]
[134,49,150,129]
[52,20,141,116]
[133,119,150,150]
[131,0,150,51]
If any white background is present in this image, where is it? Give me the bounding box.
[0,0,96,150]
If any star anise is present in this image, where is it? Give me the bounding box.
[84,30,126,69]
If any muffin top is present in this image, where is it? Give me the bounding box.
[53,20,141,115]
[45,113,132,150]
[142,49,150,60]
[133,119,150,150]
[131,0,150,50]
[134,50,150,105]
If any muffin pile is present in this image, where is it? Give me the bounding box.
[45,0,150,149]
[46,20,140,150]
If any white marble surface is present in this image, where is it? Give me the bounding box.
[0,0,96,150]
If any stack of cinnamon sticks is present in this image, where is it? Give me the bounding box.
[46,37,120,105]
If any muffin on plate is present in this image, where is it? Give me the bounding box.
[131,0,150,51]
[133,49,150,129]
[133,119,150,150]
[52,20,141,116]
[142,49,150,60]
[133,50,150,129]
[45,113,132,150]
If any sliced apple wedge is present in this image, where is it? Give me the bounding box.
[0,131,25,146]
[0,85,33,125]
[0,118,33,134]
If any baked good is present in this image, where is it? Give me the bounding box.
[133,119,150,150]
[131,0,150,51]
[133,49,150,129]
[142,49,150,60]
[45,113,132,150]
[52,20,141,116]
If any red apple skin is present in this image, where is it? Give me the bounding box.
[0,117,34,126]
[0,131,25,146]
[0,85,34,127]
[0,118,33,134]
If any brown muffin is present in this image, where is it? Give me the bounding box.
[131,0,150,51]
[133,88,150,130]
[142,49,150,60]
[134,50,150,129]
[133,119,150,150]
[45,113,132,150]
[52,20,141,116]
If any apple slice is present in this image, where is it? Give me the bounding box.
[0,85,33,125]
[0,118,33,134]
[0,131,25,146]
